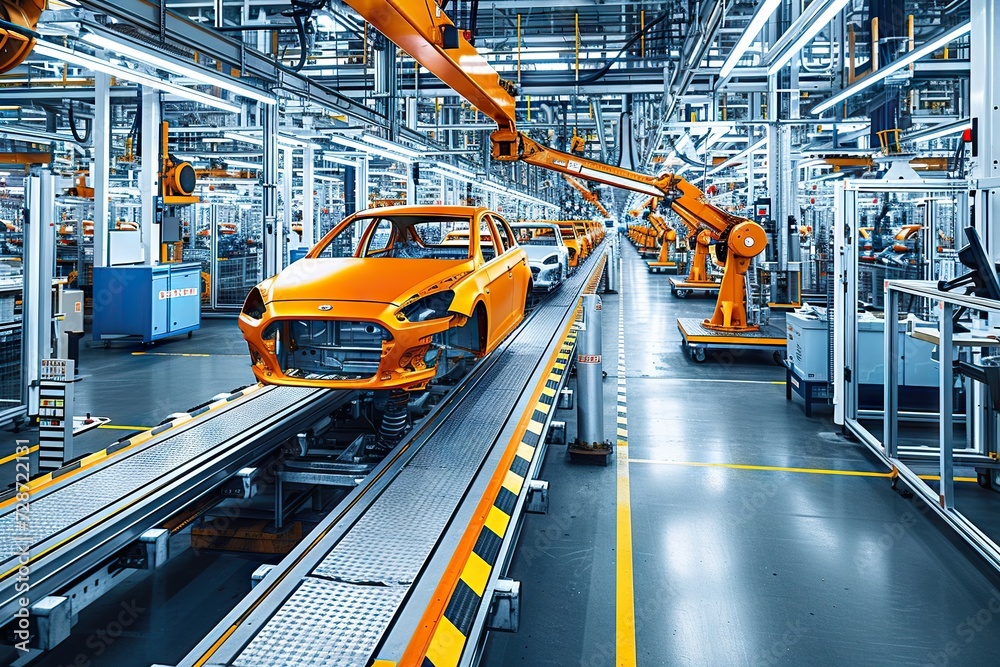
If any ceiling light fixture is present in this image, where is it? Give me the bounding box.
[707,137,767,176]
[906,118,971,144]
[811,21,971,115]
[81,33,276,105]
[361,135,422,159]
[33,41,241,114]
[719,0,782,79]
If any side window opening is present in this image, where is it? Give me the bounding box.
[478,214,500,261]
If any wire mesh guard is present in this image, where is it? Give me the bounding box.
[216,253,263,307]
[0,327,22,409]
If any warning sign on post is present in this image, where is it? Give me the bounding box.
[577,354,602,364]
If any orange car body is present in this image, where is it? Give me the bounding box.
[554,221,586,266]
[239,205,532,391]
[573,221,595,257]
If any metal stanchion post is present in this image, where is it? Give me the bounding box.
[605,235,618,293]
[569,294,612,464]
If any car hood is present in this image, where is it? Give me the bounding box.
[521,245,563,263]
[264,258,473,306]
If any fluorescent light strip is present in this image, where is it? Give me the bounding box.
[908,119,971,144]
[707,137,768,176]
[223,131,263,146]
[81,33,276,105]
[575,167,663,197]
[426,166,556,209]
[812,21,971,115]
[322,153,366,168]
[719,0,781,79]
[362,135,422,158]
[767,0,850,76]
[326,133,413,162]
[223,159,262,169]
[33,41,241,114]
[221,131,320,149]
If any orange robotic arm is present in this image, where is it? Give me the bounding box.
[646,212,678,264]
[563,174,610,218]
[341,0,516,135]
[0,0,43,74]
[892,223,923,252]
[341,0,766,333]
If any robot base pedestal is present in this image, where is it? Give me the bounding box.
[677,317,787,363]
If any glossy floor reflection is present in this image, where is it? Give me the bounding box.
[485,238,1000,666]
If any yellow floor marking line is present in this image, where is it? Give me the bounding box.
[0,445,38,466]
[616,274,637,667]
[917,474,978,483]
[97,424,154,431]
[131,352,244,357]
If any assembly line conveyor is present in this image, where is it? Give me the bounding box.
[177,249,608,667]
[0,384,353,626]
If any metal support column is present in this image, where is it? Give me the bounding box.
[884,285,900,458]
[354,157,369,212]
[261,103,279,279]
[940,302,955,509]
[302,145,315,246]
[592,99,607,162]
[23,172,56,417]
[605,235,618,293]
[91,72,111,268]
[139,89,161,265]
[344,166,357,216]
[569,294,611,462]
[406,163,417,205]
[281,146,293,269]
[374,41,399,137]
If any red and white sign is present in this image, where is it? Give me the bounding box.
[159,287,198,300]
[577,354,602,364]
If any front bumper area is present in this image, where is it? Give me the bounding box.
[530,263,562,291]
[239,300,454,391]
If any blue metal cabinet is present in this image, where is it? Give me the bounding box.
[166,264,201,332]
[93,263,202,344]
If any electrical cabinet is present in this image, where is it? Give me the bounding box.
[786,309,829,382]
[92,263,201,344]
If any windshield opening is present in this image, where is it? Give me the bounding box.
[312,215,476,260]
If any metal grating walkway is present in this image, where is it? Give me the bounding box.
[0,384,338,622]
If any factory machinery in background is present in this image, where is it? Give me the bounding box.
[344,0,770,335]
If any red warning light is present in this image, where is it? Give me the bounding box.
[962,128,973,142]
[463,30,472,41]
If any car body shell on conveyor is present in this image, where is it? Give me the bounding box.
[239,205,532,391]
[510,222,570,290]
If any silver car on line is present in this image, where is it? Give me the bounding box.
[510,223,571,291]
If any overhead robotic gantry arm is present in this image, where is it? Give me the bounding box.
[343,0,767,333]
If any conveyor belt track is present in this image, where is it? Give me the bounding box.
[180,248,607,667]
[0,384,351,622]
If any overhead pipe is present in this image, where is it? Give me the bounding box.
[649,0,726,169]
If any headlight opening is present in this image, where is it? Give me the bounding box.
[399,290,456,322]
